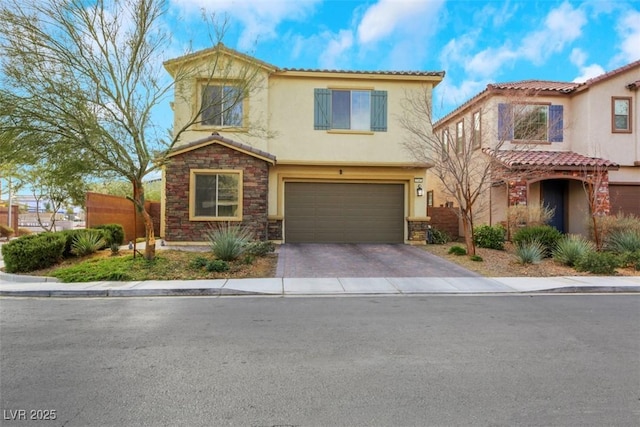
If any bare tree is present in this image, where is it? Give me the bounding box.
[399,85,561,255]
[0,0,265,260]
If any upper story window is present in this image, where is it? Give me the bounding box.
[455,120,464,153]
[201,84,244,128]
[498,103,563,143]
[612,97,632,133]
[314,88,387,132]
[441,128,450,158]
[472,110,481,148]
[189,169,242,221]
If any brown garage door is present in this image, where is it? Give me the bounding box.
[285,182,404,243]
[609,184,640,216]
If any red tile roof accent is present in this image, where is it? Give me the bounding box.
[281,68,445,77]
[488,80,580,93]
[484,149,619,169]
[168,132,276,163]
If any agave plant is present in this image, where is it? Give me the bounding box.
[71,232,106,257]
[207,222,253,261]
[606,230,640,254]
[552,234,595,267]
[514,239,545,265]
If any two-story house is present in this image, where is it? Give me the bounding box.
[431,60,639,237]
[160,44,444,244]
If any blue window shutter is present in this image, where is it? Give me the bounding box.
[498,103,513,140]
[314,89,331,130]
[549,105,563,142]
[371,90,388,132]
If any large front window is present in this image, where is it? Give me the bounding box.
[190,170,242,220]
[201,85,243,127]
[514,104,548,141]
[331,90,371,131]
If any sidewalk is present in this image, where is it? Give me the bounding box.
[1,272,639,297]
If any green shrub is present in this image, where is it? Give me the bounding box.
[448,245,467,256]
[71,231,106,257]
[590,213,640,244]
[1,232,66,273]
[473,225,505,250]
[206,259,229,272]
[606,230,640,254]
[189,256,209,269]
[514,239,545,265]
[620,250,640,270]
[207,223,253,261]
[575,251,620,275]
[470,255,483,262]
[429,227,450,244]
[244,241,275,257]
[552,234,595,267]
[242,254,255,265]
[92,224,125,246]
[60,229,110,257]
[0,224,14,239]
[512,225,562,257]
[110,243,120,255]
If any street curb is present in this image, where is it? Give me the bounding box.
[0,271,60,283]
[0,288,268,298]
[531,286,640,293]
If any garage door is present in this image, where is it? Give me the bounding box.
[609,184,640,216]
[285,182,404,243]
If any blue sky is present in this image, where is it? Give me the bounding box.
[166,0,640,118]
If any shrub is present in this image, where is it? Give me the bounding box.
[110,243,120,255]
[605,230,640,254]
[448,245,467,256]
[506,203,555,238]
[512,225,562,257]
[620,250,640,270]
[92,224,125,246]
[473,225,505,250]
[514,239,545,265]
[189,256,209,269]
[1,232,66,273]
[71,231,106,257]
[575,251,620,275]
[207,223,253,261]
[16,228,32,236]
[428,227,450,244]
[60,229,110,258]
[552,234,595,267]
[470,255,483,262]
[206,259,229,272]
[590,213,640,244]
[244,241,275,257]
[0,224,14,239]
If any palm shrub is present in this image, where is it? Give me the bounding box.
[512,225,562,258]
[514,239,545,265]
[207,222,253,261]
[552,234,595,267]
[473,225,505,250]
[575,251,620,275]
[605,230,640,254]
[71,231,106,257]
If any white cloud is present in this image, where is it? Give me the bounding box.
[434,79,489,118]
[319,30,354,69]
[465,46,518,77]
[616,10,640,62]
[569,48,605,82]
[356,0,445,45]
[170,0,320,50]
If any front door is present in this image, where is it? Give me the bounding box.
[542,180,567,233]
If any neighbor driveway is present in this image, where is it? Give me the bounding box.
[275,243,480,278]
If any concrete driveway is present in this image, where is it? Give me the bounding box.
[275,243,480,278]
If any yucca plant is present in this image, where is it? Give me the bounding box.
[552,234,595,267]
[606,230,640,254]
[71,232,106,257]
[514,239,545,265]
[207,222,253,261]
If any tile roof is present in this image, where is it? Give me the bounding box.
[484,149,619,170]
[281,68,445,77]
[168,132,276,163]
[487,80,580,93]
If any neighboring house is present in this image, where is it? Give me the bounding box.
[431,60,640,237]
[161,44,444,244]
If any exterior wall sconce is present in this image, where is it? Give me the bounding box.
[416,184,424,197]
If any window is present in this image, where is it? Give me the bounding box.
[612,97,631,133]
[426,190,434,207]
[456,120,464,153]
[472,111,481,148]
[442,129,450,158]
[499,103,563,142]
[190,170,242,221]
[314,88,387,131]
[201,84,244,127]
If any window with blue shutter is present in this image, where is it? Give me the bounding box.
[314,88,387,132]
[549,105,563,142]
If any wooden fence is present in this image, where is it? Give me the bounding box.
[85,192,160,243]
[0,205,19,233]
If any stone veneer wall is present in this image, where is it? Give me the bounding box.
[407,220,429,242]
[164,143,270,242]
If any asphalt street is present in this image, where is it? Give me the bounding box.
[1,295,639,426]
